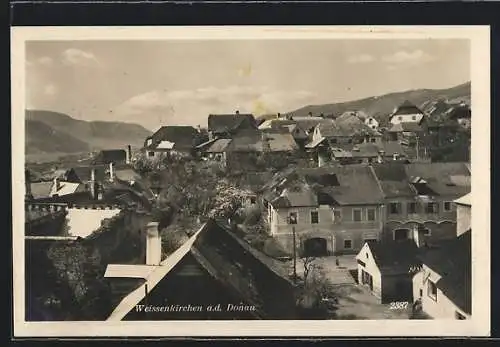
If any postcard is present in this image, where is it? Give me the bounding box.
[12,25,490,337]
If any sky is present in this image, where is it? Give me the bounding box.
[25,39,470,131]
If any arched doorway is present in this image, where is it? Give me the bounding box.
[303,238,328,257]
[394,228,411,241]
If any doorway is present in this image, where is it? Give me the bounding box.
[303,238,328,257]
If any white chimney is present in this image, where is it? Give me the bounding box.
[53,176,60,191]
[109,162,114,182]
[90,168,96,199]
[146,222,162,265]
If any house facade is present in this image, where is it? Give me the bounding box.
[388,100,426,125]
[371,162,471,245]
[143,126,204,160]
[412,229,471,319]
[356,240,421,303]
[265,165,385,256]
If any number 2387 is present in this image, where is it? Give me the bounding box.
[389,302,409,310]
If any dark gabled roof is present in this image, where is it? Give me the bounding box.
[108,219,296,320]
[371,162,471,198]
[390,100,425,117]
[147,126,200,149]
[193,221,296,318]
[371,162,415,198]
[277,165,385,205]
[317,120,379,138]
[207,113,257,134]
[448,105,471,120]
[419,230,471,314]
[92,149,127,165]
[405,162,471,196]
[366,239,421,273]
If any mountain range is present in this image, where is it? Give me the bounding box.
[269,81,471,124]
[25,110,152,160]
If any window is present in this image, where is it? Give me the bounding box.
[369,118,373,124]
[389,202,401,214]
[344,239,352,249]
[288,212,298,224]
[426,202,438,214]
[310,210,319,224]
[250,196,257,204]
[366,252,369,259]
[347,138,353,144]
[422,228,431,236]
[443,201,452,212]
[367,208,376,221]
[148,151,155,157]
[427,280,438,301]
[364,238,377,245]
[370,138,376,143]
[398,116,403,121]
[353,209,362,222]
[412,115,417,121]
[331,138,337,144]
[455,311,467,320]
[332,209,342,222]
[419,289,423,297]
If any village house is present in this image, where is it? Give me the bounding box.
[258,118,309,148]
[104,219,297,320]
[412,227,471,319]
[207,111,257,140]
[263,165,385,256]
[197,129,299,170]
[371,162,471,245]
[356,239,421,303]
[337,110,379,131]
[329,141,409,165]
[92,146,132,165]
[447,104,471,129]
[388,100,426,126]
[143,125,204,160]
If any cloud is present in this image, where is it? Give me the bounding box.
[37,56,54,66]
[347,54,374,64]
[382,49,434,68]
[111,85,316,130]
[43,83,58,96]
[61,48,101,67]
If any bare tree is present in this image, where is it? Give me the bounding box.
[301,256,322,288]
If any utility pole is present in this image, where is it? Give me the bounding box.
[288,214,298,284]
[292,225,297,284]
[416,135,420,161]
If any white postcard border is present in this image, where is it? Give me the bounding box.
[11,25,491,337]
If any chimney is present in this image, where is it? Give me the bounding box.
[90,168,96,199]
[109,162,114,182]
[53,176,61,191]
[412,225,426,248]
[126,145,132,164]
[25,169,32,200]
[146,222,162,265]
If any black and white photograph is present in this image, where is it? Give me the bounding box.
[12,26,490,337]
